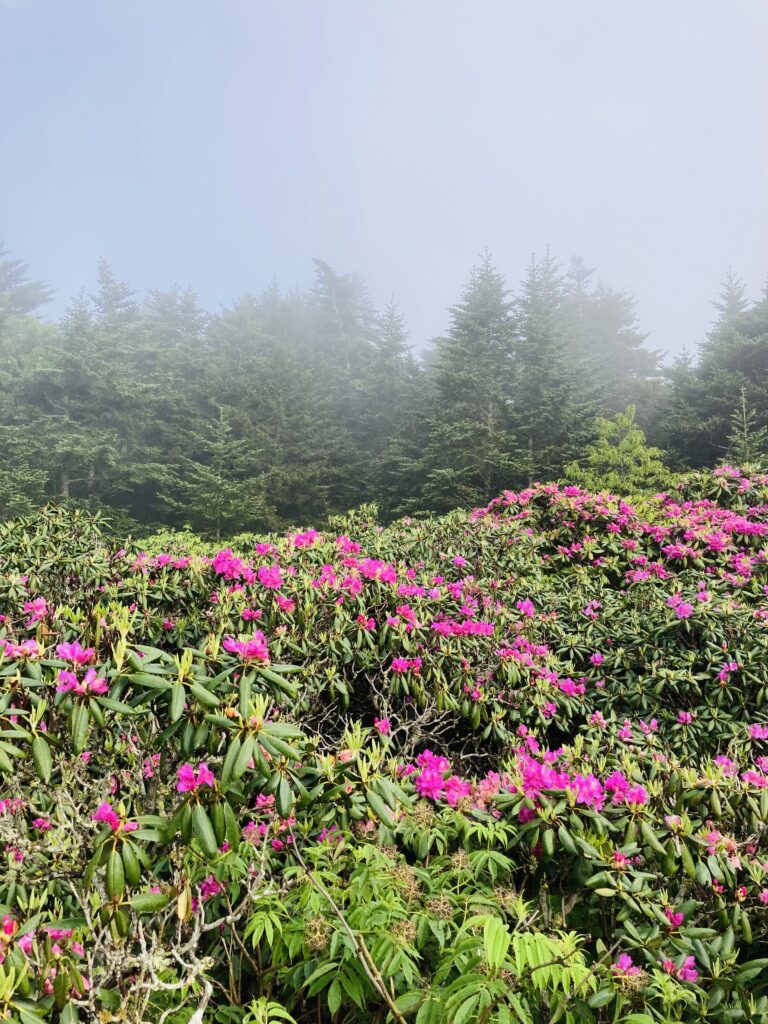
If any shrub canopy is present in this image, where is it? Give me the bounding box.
[0,465,767,1023]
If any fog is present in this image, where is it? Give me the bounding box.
[2,0,767,357]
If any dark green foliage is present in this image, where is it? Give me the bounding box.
[0,244,766,532]
[657,270,768,466]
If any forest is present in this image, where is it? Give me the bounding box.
[2,242,767,536]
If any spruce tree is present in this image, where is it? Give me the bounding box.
[726,387,768,468]
[510,251,595,484]
[564,406,673,493]
[417,253,516,512]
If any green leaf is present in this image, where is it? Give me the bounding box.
[640,820,667,854]
[169,682,186,723]
[234,734,255,780]
[588,988,615,1008]
[70,702,90,754]
[483,916,511,970]
[105,848,126,901]
[188,681,220,707]
[16,1007,48,1024]
[221,735,242,790]
[129,891,171,913]
[327,979,342,1017]
[365,788,394,826]
[96,696,141,715]
[394,991,425,1013]
[129,672,172,691]
[31,735,52,783]
[60,1002,80,1024]
[258,666,301,698]
[275,777,294,818]
[192,803,219,859]
[239,671,252,719]
[120,842,141,887]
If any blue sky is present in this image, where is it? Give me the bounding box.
[2,0,767,357]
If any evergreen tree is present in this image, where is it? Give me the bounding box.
[0,242,730,530]
[0,242,54,328]
[564,406,673,493]
[510,251,595,484]
[563,257,661,418]
[417,253,516,512]
[162,407,273,540]
[662,270,768,467]
[726,387,768,468]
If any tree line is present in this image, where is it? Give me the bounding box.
[1,243,766,536]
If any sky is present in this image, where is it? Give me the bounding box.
[1,0,767,360]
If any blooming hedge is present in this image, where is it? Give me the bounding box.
[0,466,767,1023]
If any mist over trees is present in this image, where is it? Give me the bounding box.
[1,242,766,535]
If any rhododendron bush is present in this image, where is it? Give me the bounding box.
[0,467,767,1023]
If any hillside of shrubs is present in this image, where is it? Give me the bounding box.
[1,465,768,1023]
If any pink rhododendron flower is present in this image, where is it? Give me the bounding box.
[678,956,699,982]
[444,775,472,806]
[92,802,138,833]
[665,906,684,929]
[23,597,48,625]
[177,762,216,793]
[222,632,269,663]
[568,773,605,811]
[611,954,642,977]
[415,768,445,801]
[617,720,633,742]
[56,641,95,665]
[3,639,42,661]
[624,784,649,806]
[258,564,284,589]
[199,875,224,900]
[390,656,421,674]
[318,824,342,845]
[56,668,108,696]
